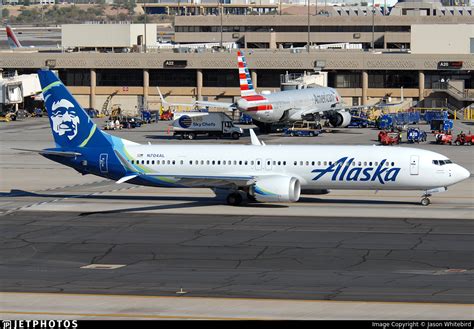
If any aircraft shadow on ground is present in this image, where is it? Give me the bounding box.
[2,189,419,209]
[298,196,419,206]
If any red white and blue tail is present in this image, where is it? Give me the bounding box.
[237,50,257,97]
[6,25,22,49]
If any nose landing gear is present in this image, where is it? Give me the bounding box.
[420,196,431,206]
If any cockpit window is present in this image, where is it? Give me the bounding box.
[433,159,453,166]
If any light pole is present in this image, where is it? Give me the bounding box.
[307,0,310,53]
[371,0,375,51]
[220,0,223,48]
[144,0,147,53]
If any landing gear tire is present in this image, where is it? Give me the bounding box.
[420,197,431,206]
[226,192,243,206]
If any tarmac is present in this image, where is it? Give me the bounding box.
[1,117,473,319]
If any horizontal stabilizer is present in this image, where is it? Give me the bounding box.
[12,148,81,157]
[116,175,138,184]
[157,87,235,110]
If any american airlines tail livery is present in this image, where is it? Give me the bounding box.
[5,25,23,49]
[22,69,470,206]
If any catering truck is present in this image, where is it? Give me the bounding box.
[172,112,243,140]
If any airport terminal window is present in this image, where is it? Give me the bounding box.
[329,71,362,88]
[369,71,418,88]
[258,70,305,88]
[58,69,90,86]
[203,70,239,87]
[150,69,196,87]
[424,72,473,89]
[97,69,143,87]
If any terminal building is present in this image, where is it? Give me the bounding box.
[0,1,472,114]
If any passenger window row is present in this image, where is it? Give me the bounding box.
[293,160,396,167]
[130,159,396,167]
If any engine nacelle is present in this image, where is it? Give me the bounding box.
[328,110,351,128]
[250,176,301,203]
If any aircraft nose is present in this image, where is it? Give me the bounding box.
[456,165,471,182]
[459,166,471,180]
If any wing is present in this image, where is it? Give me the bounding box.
[299,104,367,117]
[157,87,235,110]
[113,150,254,188]
[145,173,255,188]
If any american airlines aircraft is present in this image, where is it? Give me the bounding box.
[159,51,353,132]
[22,69,470,207]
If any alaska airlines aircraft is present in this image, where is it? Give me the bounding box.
[24,69,470,207]
[159,51,353,132]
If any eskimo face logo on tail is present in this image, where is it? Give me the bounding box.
[312,157,401,184]
[51,99,80,140]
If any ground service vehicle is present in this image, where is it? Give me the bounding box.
[454,133,474,146]
[407,128,427,143]
[173,112,243,140]
[348,116,371,128]
[380,131,400,145]
[435,133,453,145]
[283,121,321,137]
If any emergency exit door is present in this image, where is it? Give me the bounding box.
[410,155,419,175]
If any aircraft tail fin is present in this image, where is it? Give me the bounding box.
[237,50,258,97]
[6,25,22,49]
[37,69,116,149]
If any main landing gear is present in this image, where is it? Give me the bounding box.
[226,192,243,206]
[226,190,255,206]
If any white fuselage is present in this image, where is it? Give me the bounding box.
[237,87,340,123]
[123,144,469,191]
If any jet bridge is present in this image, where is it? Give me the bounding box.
[0,70,42,111]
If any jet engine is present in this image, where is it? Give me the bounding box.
[328,110,351,128]
[250,176,301,202]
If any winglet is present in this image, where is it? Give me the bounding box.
[249,129,262,146]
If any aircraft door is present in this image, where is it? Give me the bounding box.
[99,153,108,174]
[410,155,419,175]
[256,158,262,170]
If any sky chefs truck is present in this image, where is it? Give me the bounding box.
[173,112,243,140]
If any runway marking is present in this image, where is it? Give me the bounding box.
[0,311,260,320]
[2,292,473,307]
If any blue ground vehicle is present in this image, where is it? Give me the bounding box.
[283,121,321,137]
[430,119,453,133]
[239,113,253,124]
[377,115,394,130]
[406,128,427,143]
[348,116,376,128]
